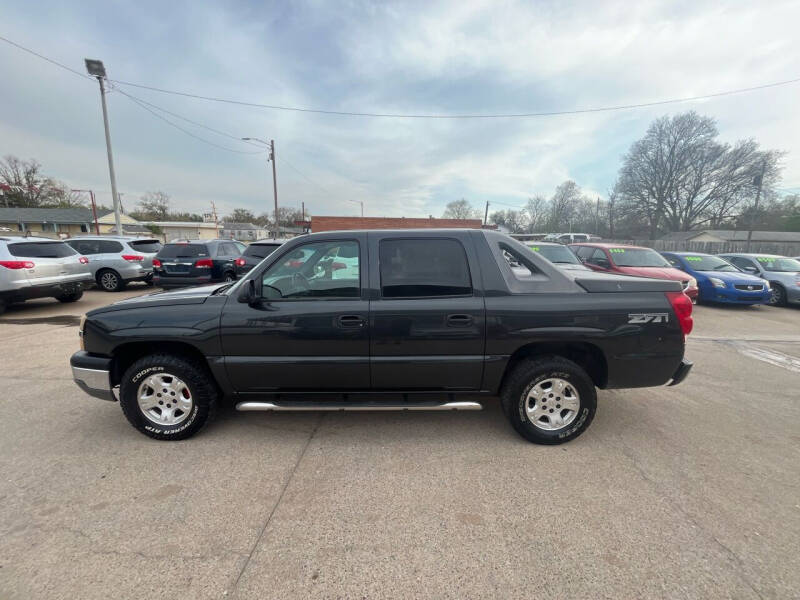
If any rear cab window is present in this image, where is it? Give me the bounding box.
[379,238,472,298]
[8,241,76,258]
[244,244,280,259]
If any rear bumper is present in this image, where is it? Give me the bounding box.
[1,278,91,303]
[668,359,693,386]
[70,351,115,401]
[153,274,212,288]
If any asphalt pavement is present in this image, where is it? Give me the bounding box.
[1,287,798,599]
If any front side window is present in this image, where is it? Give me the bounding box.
[575,245,594,260]
[729,257,757,271]
[587,248,610,267]
[244,244,280,259]
[261,240,360,299]
[379,238,471,298]
[530,244,581,265]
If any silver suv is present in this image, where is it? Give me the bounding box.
[65,236,162,292]
[0,236,93,314]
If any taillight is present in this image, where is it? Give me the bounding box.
[194,258,213,268]
[0,260,35,269]
[234,257,246,267]
[122,255,144,262]
[79,256,89,264]
[152,258,162,268]
[666,291,693,337]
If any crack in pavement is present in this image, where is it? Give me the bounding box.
[616,436,765,600]
[228,412,325,596]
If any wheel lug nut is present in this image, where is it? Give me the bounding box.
[549,409,554,413]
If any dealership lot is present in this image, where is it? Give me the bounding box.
[1,289,798,599]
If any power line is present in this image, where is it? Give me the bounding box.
[118,90,266,155]
[4,34,800,120]
[109,76,800,120]
[0,34,93,80]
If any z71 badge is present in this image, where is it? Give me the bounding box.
[628,313,669,324]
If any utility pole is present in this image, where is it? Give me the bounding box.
[72,189,100,234]
[484,201,490,226]
[746,161,766,252]
[270,139,279,239]
[85,59,122,238]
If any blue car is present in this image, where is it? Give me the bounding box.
[661,252,770,305]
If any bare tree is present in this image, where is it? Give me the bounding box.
[523,195,549,232]
[442,198,479,220]
[615,112,783,237]
[135,191,171,221]
[226,208,256,223]
[549,181,582,231]
[0,155,76,208]
[489,209,526,232]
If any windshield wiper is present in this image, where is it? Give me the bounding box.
[212,283,235,295]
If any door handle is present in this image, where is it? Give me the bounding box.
[446,314,473,327]
[338,315,365,328]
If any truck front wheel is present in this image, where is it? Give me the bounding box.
[119,354,218,440]
[501,357,597,445]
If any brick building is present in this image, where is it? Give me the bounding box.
[311,215,483,232]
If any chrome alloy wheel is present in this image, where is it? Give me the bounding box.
[523,378,580,431]
[137,373,194,426]
[100,271,119,290]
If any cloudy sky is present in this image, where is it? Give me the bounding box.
[1,0,799,219]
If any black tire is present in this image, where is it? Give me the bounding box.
[501,356,597,445]
[0,299,6,315]
[57,290,84,303]
[97,269,125,292]
[119,354,218,440]
[768,283,787,307]
[223,271,236,283]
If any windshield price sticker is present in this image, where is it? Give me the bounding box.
[686,256,702,262]
[610,248,626,253]
[756,257,774,263]
[531,246,540,251]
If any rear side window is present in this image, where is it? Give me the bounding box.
[129,240,162,253]
[574,246,594,260]
[158,244,209,258]
[244,244,280,259]
[8,242,76,258]
[67,240,123,254]
[379,239,472,298]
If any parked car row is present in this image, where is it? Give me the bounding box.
[524,240,800,308]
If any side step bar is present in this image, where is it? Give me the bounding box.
[236,401,483,412]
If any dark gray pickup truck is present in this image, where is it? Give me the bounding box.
[71,229,692,444]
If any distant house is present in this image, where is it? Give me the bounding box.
[97,211,151,235]
[138,220,221,241]
[220,222,268,241]
[0,207,94,235]
[661,230,800,243]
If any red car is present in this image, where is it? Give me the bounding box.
[570,243,699,300]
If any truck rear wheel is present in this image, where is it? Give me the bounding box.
[119,354,218,440]
[501,357,596,445]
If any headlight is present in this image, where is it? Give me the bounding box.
[79,315,86,350]
[709,277,726,288]
[764,281,771,290]
[688,277,697,288]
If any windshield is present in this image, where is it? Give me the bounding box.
[611,248,671,268]
[682,255,738,272]
[157,244,209,258]
[754,256,800,272]
[528,244,580,264]
[244,244,280,259]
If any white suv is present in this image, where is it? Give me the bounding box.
[0,236,93,314]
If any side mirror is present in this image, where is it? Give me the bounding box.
[238,279,257,304]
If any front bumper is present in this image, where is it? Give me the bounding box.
[70,351,115,401]
[153,274,212,288]
[705,287,769,304]
[668,359,693,386]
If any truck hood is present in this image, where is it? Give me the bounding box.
[87,284,224,315]
[616,266,689,281]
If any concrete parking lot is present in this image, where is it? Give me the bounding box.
[1,288,798,599]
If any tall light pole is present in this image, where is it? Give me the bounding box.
[85,59,122,237]
[242,137,279,239]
